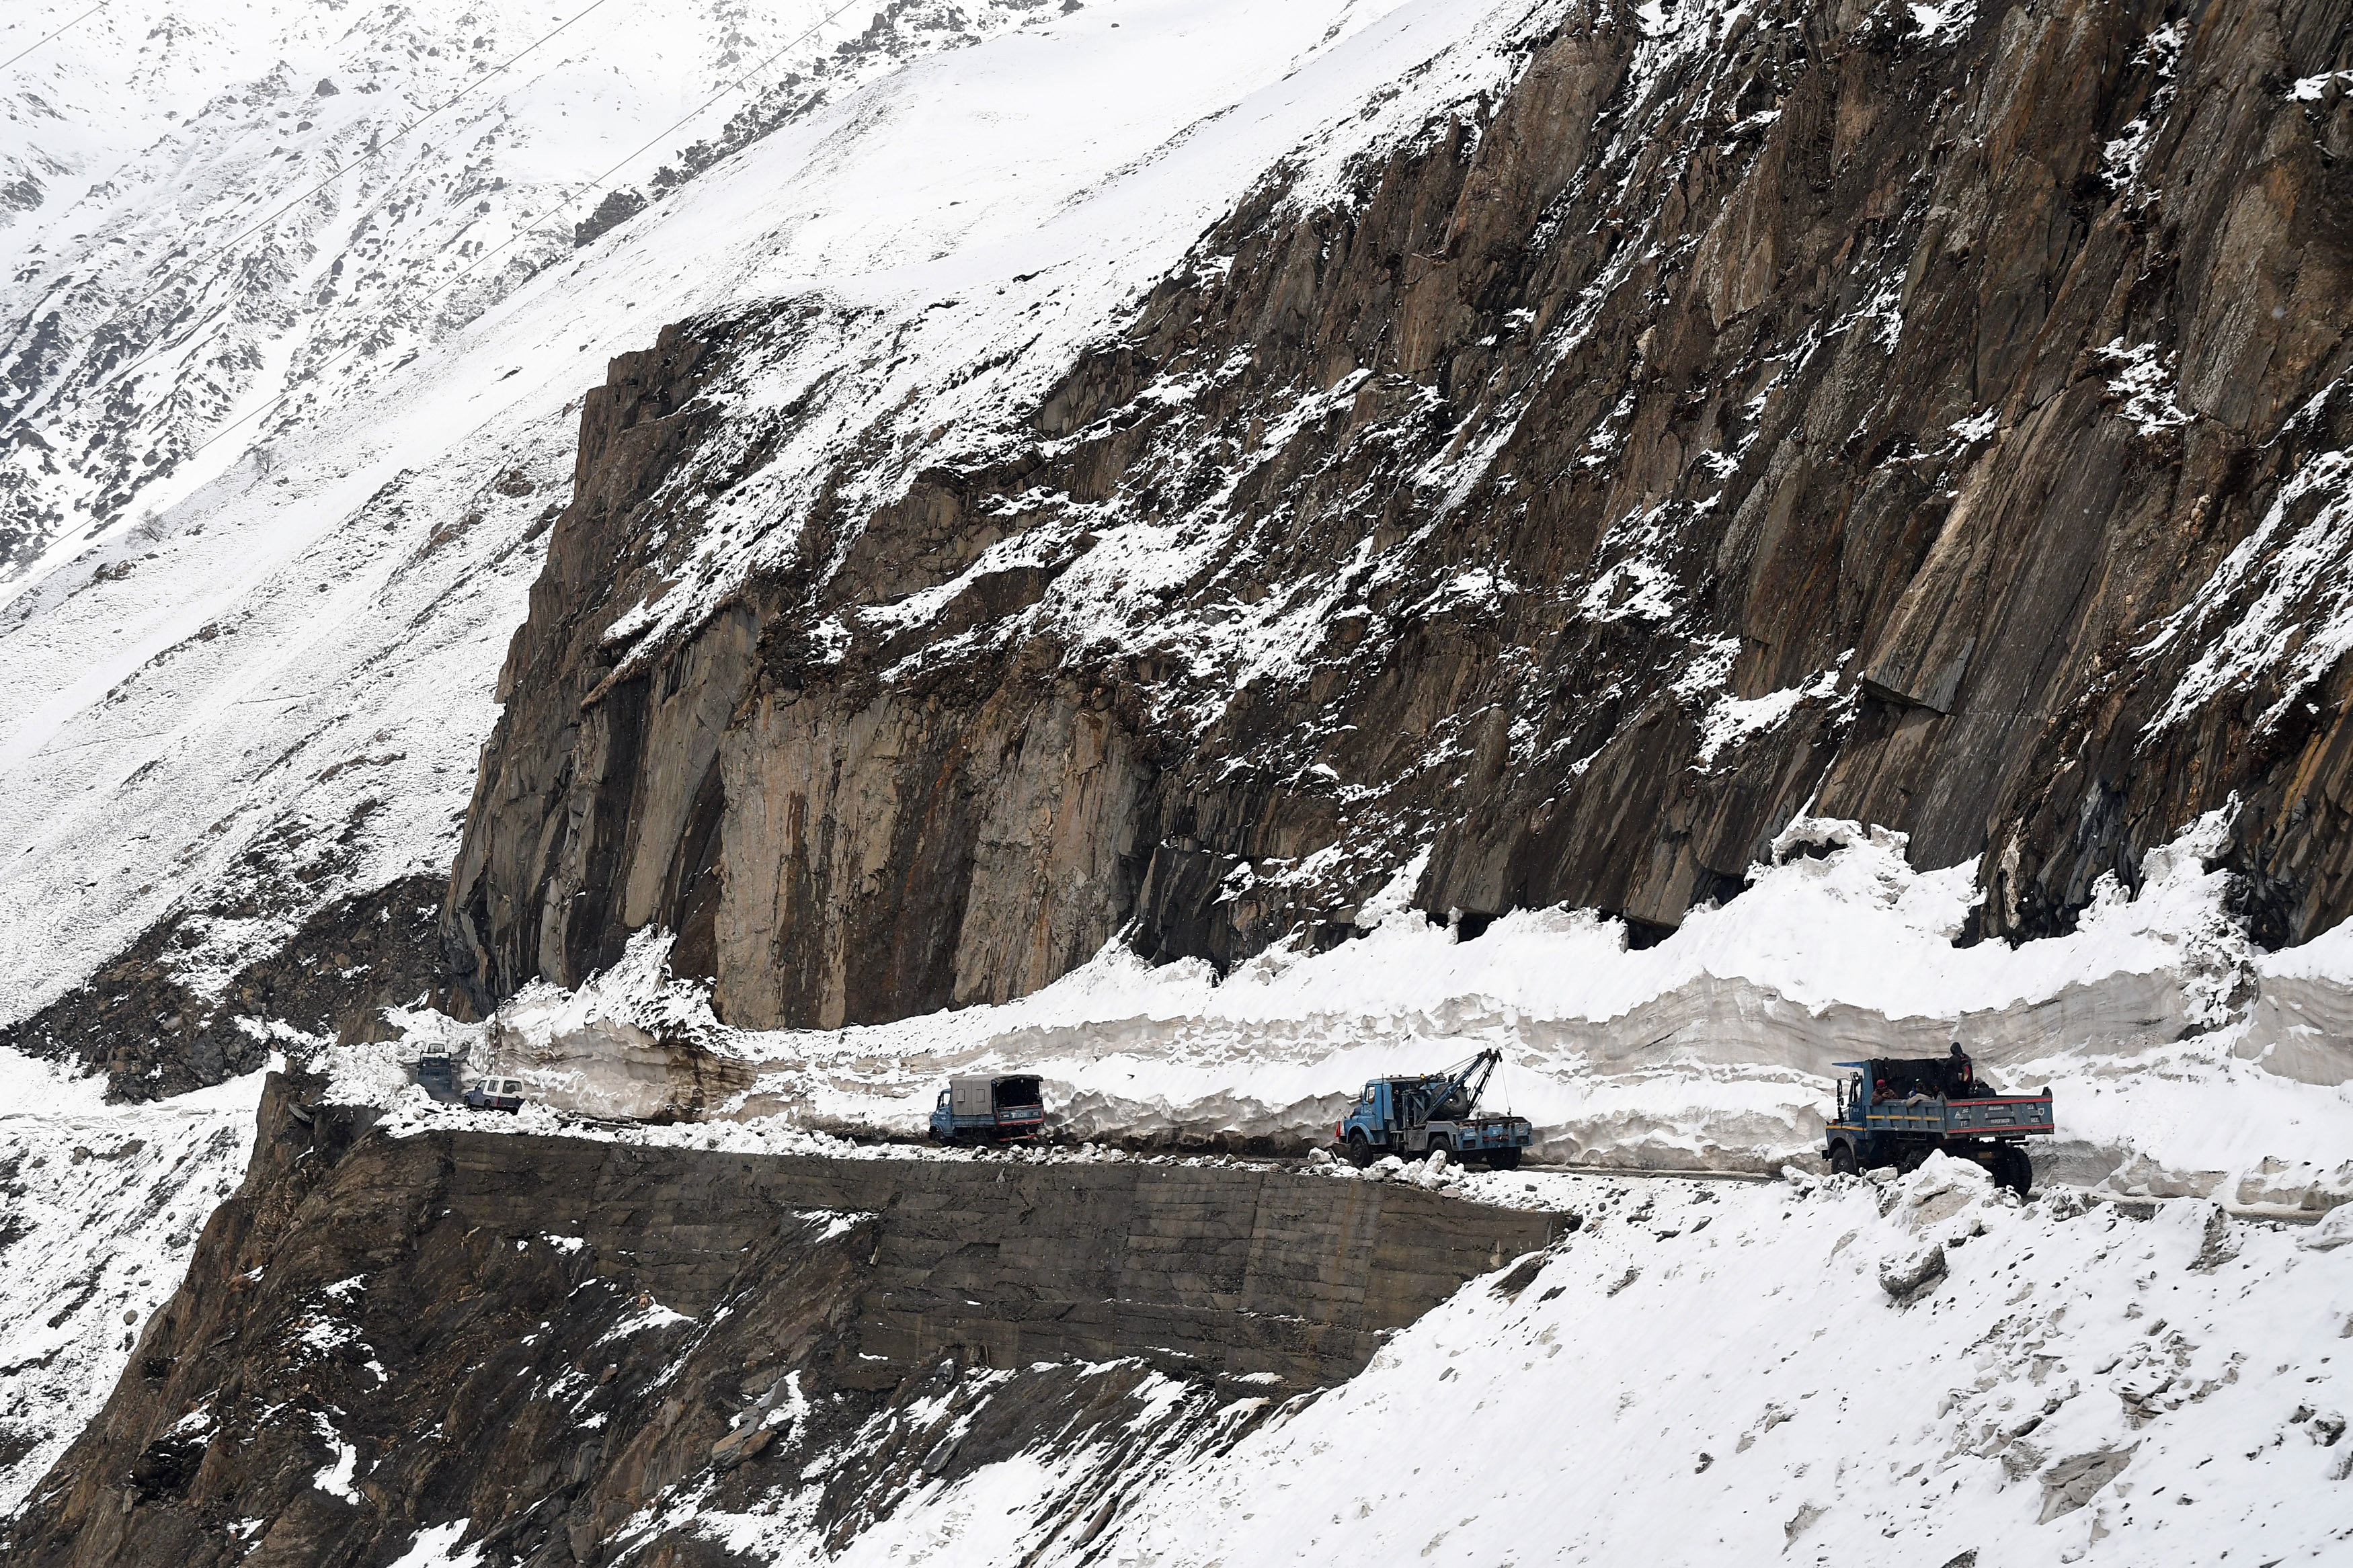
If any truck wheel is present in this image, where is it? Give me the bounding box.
[2000,1147,2032,1198]
[1829,1144,1857,1176]
[1486,1147,1522,1171]
[1346,1131,1374,1169]
[1425,1139,1451,1161]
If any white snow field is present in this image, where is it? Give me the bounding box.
[0,1059,265,1514]
[797,1162,2353,1568]
[0,0,1053,580]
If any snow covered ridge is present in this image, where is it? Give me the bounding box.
[495,0,1569,692]
[536,1160,2353,1567]
[330,815,2353,1213]
[0,1059,265,1516]
[1091,1165,2353,1567]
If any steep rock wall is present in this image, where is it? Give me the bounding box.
[449,0,2353,1030]
[1,1077,1557,1567]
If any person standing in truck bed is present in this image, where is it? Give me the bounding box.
[1946,1042,1977,1098]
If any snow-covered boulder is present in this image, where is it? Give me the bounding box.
[2299,1202,2353,1252]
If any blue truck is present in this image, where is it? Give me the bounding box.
[928,1074,1047,1144]
[414,1053,459,1103]
[1334,1048,1533,1169]
[1824,1049,2052,1195]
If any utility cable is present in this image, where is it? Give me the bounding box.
[181,0,871,465]
[0,1,106,74]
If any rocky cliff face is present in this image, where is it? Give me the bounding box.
[448,0,2353,1032]
[0,1075,1556,1567]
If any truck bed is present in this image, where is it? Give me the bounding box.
[1856,1093,2053,1138]
[1434,1116,1533,1151]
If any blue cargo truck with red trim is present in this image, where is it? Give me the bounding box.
[1824,1046,2052,1195]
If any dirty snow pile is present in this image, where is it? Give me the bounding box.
[0,1057,265,1516]
[331,810,2353,1214]
[635,1161,2353,1568]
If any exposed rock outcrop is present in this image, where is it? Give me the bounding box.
[448,0,2353,1034]
[0,876,444,1101]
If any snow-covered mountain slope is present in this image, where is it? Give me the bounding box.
[830,1161,2353,1568]
[0,1057,262,1515]
[0,0,1051,579]
[0,0,1450,1067]
[439,0,2353,1057]
[4,3,2350,1563]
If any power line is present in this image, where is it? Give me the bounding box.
[0,1,106,74]
[182,0,872,466]
[85,0,631,394]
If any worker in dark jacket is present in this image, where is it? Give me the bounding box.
[1947,1042,1975,1097]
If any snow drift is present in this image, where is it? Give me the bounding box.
[327,812,2353,1215]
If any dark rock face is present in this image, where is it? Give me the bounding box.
[0,876,444,1101]
[1,1076,1556,1567]
[450,0,2353,1030]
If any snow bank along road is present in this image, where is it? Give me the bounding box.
[338,814,2353,1220]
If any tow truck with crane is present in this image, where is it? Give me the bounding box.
[1334,1048,1533,1169]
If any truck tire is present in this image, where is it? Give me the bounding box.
[1999,1145,2032,1198]
[1486,1147,1522,1171]
[1347,1131,1374,1168]
[1829,1143,1857,1176]
[1425,1137,1451,1161]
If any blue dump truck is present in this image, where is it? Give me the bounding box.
[1335,1048,1534,1169]
[928,1073,1047,1144]
[1824,1047,2052,1196]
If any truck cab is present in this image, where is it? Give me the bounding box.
[928,1074,1046,1145]
[1824,1053,2050,1195]
[413,1053,460,1103]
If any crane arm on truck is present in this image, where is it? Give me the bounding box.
[1425,1048,1501,1122]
